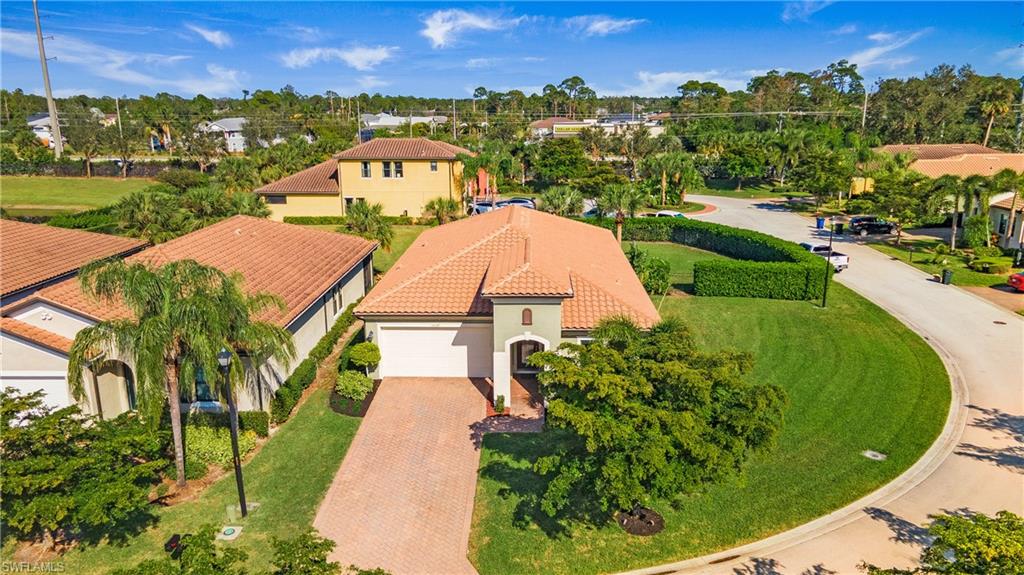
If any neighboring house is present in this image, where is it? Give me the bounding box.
[361,112,448,131]
[0,216,376,418]
[877,143,1001,160]
[0,220,147,306]
[254,158,341,221]
[26,112,55,148]
[528,116,573,138]
[355,206,659,410]
[334,137,474,217]
[990,194,1024,249]
[198,117,248,153]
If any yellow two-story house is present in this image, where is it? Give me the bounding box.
[255,137,473,220]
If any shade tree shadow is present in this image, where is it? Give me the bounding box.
[954,443,1024,473]
[955,405,1024,473]
[966,404,1024,443]
[732,557,784,575]
[863,507,931,547]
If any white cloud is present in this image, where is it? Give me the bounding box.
[831,23,857,35]
[357,76,388,90]
[420,9,524,49]
[466,57,498,69]
[599,70,750,97]
[846,29,930,71]
[0,28,242,96]
[564,15,646,37]
[996,46,1024,69]
[280,45,396,70]
[782,1,835,22]
[185,23,233,48]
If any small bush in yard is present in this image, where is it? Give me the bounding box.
[336,370,374,402]
[269,529,341,575]
[348,342,381,373]
[185,425,258,469]
[972,245,1003,258]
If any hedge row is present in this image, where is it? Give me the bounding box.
[0,156,206,177]
[185,410,271,438]
[270,301,359,424]
[284,215,421,226]
[591,217,829,300]
[47,206,120,233]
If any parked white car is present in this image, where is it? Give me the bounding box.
[800,242,849,272]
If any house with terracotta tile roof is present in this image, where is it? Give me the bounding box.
[0,220,147,305]
[254,158,341,221]
[876,144,1001,160]
[990,193,1024,249]
[1,216,376,418]
[355,206,659,410]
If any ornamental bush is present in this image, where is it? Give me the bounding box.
[348,342,381,372]
[588,217,827,300]
[186,410,270,437]
[336,370,374,402]
[184,426,258,469]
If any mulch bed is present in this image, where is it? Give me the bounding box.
[616,507,665,536]
[329,380,381,417]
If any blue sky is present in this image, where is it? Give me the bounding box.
[1,1,1021,99]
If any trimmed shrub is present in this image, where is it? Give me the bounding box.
[348,342,381,372]
[47,206,119,233]
[336,370,374,402]
[155,168,209,191]
[973,245,1003,258]
[284,215,416,226]
[186,410,270,438]
[271,301,360,424]
[587,217,828,300]
[184,426,258,469]
[962,215,989,249]
[968,259,1013,275]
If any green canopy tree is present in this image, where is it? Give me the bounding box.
[343,201,393,251]
[532,138,589,185]
[63,118,104,177]
[527,317,787,524]
[597,183,648,242]
[215,156,261,195]
[856,162,932,245]
[787,147,854,208]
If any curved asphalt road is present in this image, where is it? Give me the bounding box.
[624,196,1024,575]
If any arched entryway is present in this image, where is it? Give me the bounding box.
[496,334,548,418]
[510,339,544,374]
[92,360,137,420]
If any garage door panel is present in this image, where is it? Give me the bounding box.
[379,323,492,378]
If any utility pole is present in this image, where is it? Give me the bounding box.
[860,89,868,133]
[1015,76,1024,152]
[452,98,457,140]
[33,0,63,158]
[115,96,123,138]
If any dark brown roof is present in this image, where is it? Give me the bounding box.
[0,220,146,298]
[529,117,574,130]
[877,144,1001,160]
[17,216,376,328]
[254,159,339,195]
[334,138,473,161]
[0,317,74,354]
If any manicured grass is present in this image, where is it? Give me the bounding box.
[624,241,723,293]
[868,238,1021,287]
[470,243,950,575]
[305,224,428,274]
[0,176,153,215]
[699,178,806,199]
[59,389,360,574]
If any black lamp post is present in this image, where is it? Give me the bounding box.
[218,348,247,518]
[821,217,835,309]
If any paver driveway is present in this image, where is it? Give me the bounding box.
[314,377,486,575]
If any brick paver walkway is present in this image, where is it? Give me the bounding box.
[313,377,487,575]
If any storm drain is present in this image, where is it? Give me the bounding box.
[862,450,888,461]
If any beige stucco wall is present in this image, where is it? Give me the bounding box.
[264,194,345,221]
[338,159,462,217]
[490,299,564,353]
[9,301,94,339]
[990,206,1023,249]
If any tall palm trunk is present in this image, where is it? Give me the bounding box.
[983,114,995,147]
[615,213,624,242]
[949,193,960,251]
[660,170,668,206]
[1004,193,1020,249]
[165,359,187,487]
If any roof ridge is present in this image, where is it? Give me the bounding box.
[362,221,515,307]
[569,271,658,324]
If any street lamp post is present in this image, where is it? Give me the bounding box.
[821,217,835,309]
[218,348,247,518]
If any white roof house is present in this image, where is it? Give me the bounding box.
[198,117,248,153]
[361,112,448,130]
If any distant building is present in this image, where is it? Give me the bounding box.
[361,112,448,131]
[989,194,1024,249]
[27,108,113,148]
[198,117,248,153]
[528,116,574,138]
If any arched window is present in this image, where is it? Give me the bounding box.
[521,308,533,326]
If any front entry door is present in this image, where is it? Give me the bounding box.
[512,340,543,373]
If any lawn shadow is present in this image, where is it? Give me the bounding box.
[954,405,1024,473]
[672,281,696,295]
[73,506,160,548]
[477,432,608,539]
[863,507,930,547]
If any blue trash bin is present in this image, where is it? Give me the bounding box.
[816,216,826,229]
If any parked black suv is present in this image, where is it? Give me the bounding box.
[848,215,895,237]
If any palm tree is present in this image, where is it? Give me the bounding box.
[215,157,261,195]
[979,84,1015,147]
[423,196,460,225]
[539,186,583,217]
[344,201,393,251]
[598,183,648,242]
[931,175,964,250]
[992,169,1024,248]
[641,153,684,206]
[67,260,254,486]
[114,190,188,243]
[675,160,705,206]
[963,175,993,246]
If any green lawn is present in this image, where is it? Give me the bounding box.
[699,178,806,199]
[470,243,950,575]
[623,241,723,293]
[304,224,428,274]
[868,238,1020,287]
[59,389,360,574]
[0,176,152,215]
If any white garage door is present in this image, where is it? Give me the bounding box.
[379,323,493,378]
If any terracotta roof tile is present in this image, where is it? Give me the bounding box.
[992,194,1024,213]
[877,144,1001,160]
[334,138,473,161]
[254,159,339,195]
[909,153,1024,179]
[0,220,146,298]
[0,317,74,354]
[27,216,375,327]
[357,207,659,330]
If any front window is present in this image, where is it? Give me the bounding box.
[394,161,403,178]
[181,367,217,403]
[383,161,392,178]
[522,308,532,326]
[361,161,371,178]
[999,214,1008,234]
[265,195,287,204]
[430,161,438,172]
